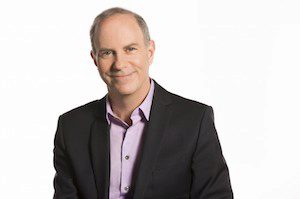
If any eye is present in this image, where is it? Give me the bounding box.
[99,50,112,58]
[126,47,137,52]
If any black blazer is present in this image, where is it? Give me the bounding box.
[53,79,233,199]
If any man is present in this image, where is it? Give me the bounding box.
[53,7,233,199]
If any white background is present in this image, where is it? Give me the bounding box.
[1,0,299,198]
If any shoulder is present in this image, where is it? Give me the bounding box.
[154,80,210,111]
[153,80,213,120]
[157,87,216,138]
[58,99,100,122]
[169,91,209,109]
[166,90,212,116]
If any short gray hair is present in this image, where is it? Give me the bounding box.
[90,7,151,54]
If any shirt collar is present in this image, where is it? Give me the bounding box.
[105,77,155,124]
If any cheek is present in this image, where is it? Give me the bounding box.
[130,54,149,69]
[98,60,111,73]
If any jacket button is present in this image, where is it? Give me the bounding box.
[125,155,130,160]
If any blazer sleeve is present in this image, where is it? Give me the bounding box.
[190,106,233,199]
[53,116,79,199]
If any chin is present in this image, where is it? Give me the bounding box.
[112,83,139,96]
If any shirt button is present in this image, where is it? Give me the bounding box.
[125,155,130,160]
[124,186,130,192]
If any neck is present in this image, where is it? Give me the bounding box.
[107,78,151,124]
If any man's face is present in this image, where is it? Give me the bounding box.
[91,14,155,97]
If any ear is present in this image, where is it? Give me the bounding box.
[147,40,155,65]
[90,50,98,66]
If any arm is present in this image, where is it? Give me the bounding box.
[53,116,79,199]
[190,106,233,199]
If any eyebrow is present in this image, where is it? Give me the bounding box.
[124,43,139,48]
[98,47,113,52]
[98,43,139,52]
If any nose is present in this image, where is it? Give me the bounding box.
[112,53,126,71]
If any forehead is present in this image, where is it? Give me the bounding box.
[97,14,144,48]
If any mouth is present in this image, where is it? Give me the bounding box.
[111,72,135,78]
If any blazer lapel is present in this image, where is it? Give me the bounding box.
[90,97,110,199]
[133,80,173,199]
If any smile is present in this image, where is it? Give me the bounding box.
[111,72,135,78]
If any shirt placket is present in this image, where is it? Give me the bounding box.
[120,113,141,195]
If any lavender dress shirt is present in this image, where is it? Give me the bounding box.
[105,78,155,199]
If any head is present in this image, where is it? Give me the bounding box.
[90,7,155,97]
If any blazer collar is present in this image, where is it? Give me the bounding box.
[90,79,173,199]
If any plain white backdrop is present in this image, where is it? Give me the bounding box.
[1,0,299,198]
